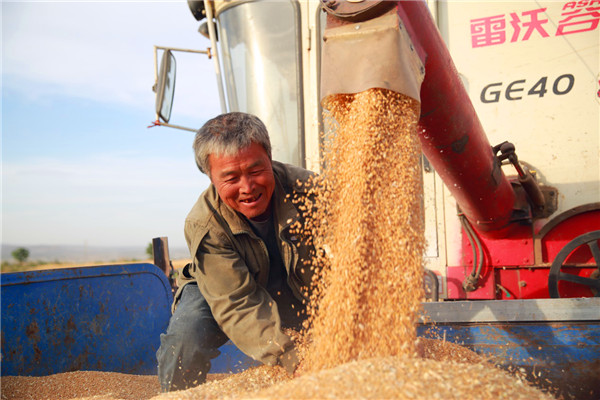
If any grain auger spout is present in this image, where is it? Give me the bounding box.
[320,0,544,237]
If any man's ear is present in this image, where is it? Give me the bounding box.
[205,156,213,183]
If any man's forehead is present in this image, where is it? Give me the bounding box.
[209,143,270,177]
[217,159,267,176]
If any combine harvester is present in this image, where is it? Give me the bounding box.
[153,0,599,398]
[2,1,598,399]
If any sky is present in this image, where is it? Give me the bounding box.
[2,1,222,250]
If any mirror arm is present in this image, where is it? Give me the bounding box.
[154,46,210,56]
[147,119,197,133]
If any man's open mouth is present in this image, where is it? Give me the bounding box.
[240,193,262,204]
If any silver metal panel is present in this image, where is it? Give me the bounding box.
[420,298,600,323]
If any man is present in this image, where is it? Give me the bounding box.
[156,112,314,392]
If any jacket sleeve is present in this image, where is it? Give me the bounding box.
[184,218,296,368]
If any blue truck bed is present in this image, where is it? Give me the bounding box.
[2,266,598,399]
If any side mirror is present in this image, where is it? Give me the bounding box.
[149,45,216,132]
[155,50,176,123]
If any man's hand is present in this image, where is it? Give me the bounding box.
[278,347,300,375]
[292,359,306,378]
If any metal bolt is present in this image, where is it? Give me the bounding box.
[324,0,338,9]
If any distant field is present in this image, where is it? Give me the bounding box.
[1,244,190,263]
[1,258,192,273]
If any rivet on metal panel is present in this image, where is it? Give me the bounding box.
[324,0,338,10]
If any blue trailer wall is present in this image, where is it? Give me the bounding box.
[1,263,173,376]
[419,298,600,400]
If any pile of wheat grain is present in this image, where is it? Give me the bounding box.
[152,365,290,400]
[0,371,160,400]
[248,356,553,400]
[147,341,553,400]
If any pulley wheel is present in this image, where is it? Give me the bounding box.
[423,269,439,302]
[548,230,600,298]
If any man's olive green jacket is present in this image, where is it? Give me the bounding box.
[179,161,314,369]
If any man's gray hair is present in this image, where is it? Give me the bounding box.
[193,112,272,175]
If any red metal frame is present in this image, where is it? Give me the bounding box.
[448,209,600,299]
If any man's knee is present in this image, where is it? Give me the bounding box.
[156,283,227,391]
[166,283,227,346]
[157,331,216,391]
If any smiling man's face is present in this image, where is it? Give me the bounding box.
[208,142,275,220]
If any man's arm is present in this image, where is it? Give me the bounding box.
[186,220,298,371]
